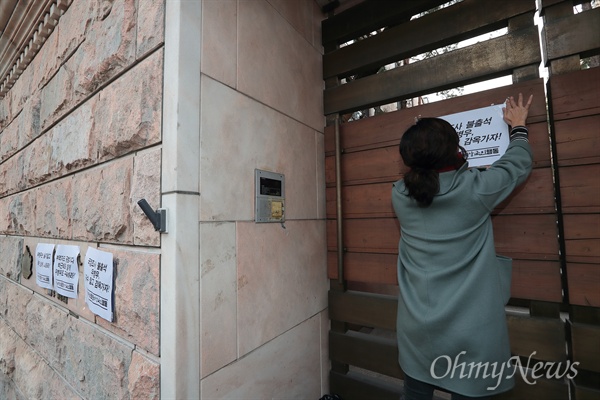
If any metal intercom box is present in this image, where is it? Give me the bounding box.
[255,169,285,223]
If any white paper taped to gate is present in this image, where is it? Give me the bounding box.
[84,247,114,322]
[53,245,80,298]
[439,104,509,168]
[35,243,55,290]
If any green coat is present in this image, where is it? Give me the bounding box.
[392,139,533,397]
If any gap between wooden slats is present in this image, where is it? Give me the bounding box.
[324,27,541,115]
[324,0,535,80]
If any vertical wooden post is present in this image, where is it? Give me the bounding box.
[334,115,344,285]
[539,1,600,397]
[324,35,350,392]
[508,10,540,83]
[539,0,581,75]
[536,0,571,313]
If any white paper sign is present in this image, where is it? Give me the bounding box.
[84,247,114,322]
[35,243,55,289]
[439,104,509,168]
[53,245,80,298]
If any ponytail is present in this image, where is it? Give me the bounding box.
[403,167,439,207]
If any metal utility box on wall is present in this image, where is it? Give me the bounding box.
[255,169,285,223]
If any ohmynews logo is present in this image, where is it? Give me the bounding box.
[430,351,579,391]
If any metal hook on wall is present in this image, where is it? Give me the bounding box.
[137,199,167,233]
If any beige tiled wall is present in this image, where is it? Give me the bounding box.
[199,0,328,396]
[201,313,325,398]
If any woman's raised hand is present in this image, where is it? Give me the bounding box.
[502,93,533,127]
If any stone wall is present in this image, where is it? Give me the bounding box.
[0,0,163,398]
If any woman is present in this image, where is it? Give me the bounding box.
[392,94,533,399]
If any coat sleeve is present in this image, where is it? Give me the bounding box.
[472,127,533,211]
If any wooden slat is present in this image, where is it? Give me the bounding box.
[555,114,600,166]
[326,183,395,218]
[565,238,600,264]
[321,0,446,47]
[324,79,547,154]
[329,370,402,400]
[493,214,560,260]
[324,0,535,79]
[327,251,398,285]
[507,315,567,362]
[327,218,399,253]
[328,291,569,335]
[559,165,600,214]
[327,214,561,259]
[563,214,600,263]
[329,330,403,379]
[564,214,600,242]
[327,214,559,257]
[325,146,403,186]
[325,167,556,218]
[328,253,563,302]
[329,290,397,330]
[347,281,399,296]
[324,26,541,115]
[570,322,600,373]
[567,263,600,307]
[511,260,563,302]
[550,67,600,121]
[494,167,556,215]
[325,122,552,190]
[545,7,600,61]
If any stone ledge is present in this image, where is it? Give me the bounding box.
[0,0,72,99]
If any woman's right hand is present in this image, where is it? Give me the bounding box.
[503,93,533,127]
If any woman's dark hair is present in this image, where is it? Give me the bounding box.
[399,117,464,207]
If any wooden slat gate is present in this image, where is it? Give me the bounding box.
[322,1,600,399]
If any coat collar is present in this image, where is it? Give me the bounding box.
[438,161,469,195]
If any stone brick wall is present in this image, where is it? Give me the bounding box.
[0,0,163,398]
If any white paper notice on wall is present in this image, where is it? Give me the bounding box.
[53,245,80,298]
[84,247,114,322]
[439,104,509,168]
[35,243,55,290]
